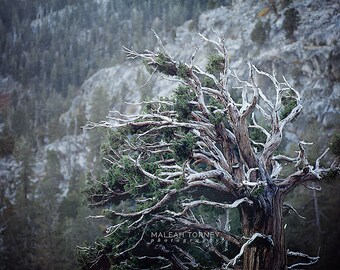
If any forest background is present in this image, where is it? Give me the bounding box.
[0,0,339,269]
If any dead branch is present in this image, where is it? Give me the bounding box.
[228,233,274,266]
[287,250,319,269]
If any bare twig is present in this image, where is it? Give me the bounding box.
[287,250,319,269]
[228,233,274,266]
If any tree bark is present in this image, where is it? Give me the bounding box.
[240,187,287,270]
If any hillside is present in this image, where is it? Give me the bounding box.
[0,0,339,269]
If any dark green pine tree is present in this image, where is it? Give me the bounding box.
[77,34,338,270]
[1,136,39,270]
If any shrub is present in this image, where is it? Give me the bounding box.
[173,85,196,120]
[329,134,340,157]
[251,19,271,46]
[206,54,225,75]
[280,96,297,119]
[0,135,15,157]
[283,8,300,40]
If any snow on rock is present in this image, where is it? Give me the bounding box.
[59,0,339,176]
[4,0,338,199]
[0,157,19,203]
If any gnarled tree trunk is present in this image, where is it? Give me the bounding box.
[240,187,286,270]
[80,32,337,270]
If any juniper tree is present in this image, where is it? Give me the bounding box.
[78,33,338,270]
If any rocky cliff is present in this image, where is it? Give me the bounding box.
[1,1,339,268]
[1,0,338,204]
[71,0,339,170]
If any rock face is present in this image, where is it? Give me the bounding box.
[2,0,339,199]
[173,1,339,153]
[74,0,339,158]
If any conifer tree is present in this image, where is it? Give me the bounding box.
[78,34,338,270]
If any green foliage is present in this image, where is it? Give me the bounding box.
[280,96,297,119]
[104,127,132,152]
[173,85,196,120]
[159,127,176,143]
[1,0,223,95]
[202,76,217,89]
[90,87,111,122]
[1,155,100,270]
[194,196,225,223]
[207,97,225,125]
[9,102,34,138]
[283,8,300,40]
[1,2,228,270]
[250,186,265,197]
[249,127,267,144]
[329,133,340,157]
[206,54,225,75]
[0,196,41,270]
[135,199,154,211]
[143,97,173,114]
[172,176,186,190]
[284,182,340,269]
[207,0,219,10]
[172,132,197,162]
[323,168,339,183]
[155,53,178,76]
[119,156,144,194]
[207,96,224,110]
[105,166,122,186]
[142,162,160,175]
[142,58,155,74]
[177,62,190,79]
[209,110,225,125]
[45,150,63,183]
[0,135,15,157]
[59,192,80,219]
[12,136,34,197]
[75,240,111,270]
[251,19,271,46]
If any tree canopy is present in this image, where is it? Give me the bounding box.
[78,33,338,270]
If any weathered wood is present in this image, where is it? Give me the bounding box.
[81,32,338,270]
